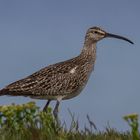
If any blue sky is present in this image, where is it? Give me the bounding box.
[0,0,139,130]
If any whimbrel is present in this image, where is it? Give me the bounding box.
[0,27,133,119]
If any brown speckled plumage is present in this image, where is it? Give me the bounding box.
[0,27,133,119]
[1,50,96,99]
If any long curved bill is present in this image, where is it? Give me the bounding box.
[106,33,134,44]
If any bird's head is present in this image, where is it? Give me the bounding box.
[85,26,134,44]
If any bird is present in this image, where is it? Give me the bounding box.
[0,27,133,120]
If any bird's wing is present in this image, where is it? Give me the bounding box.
[0,57,81,97]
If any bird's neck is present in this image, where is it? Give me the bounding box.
[80,39,97,63]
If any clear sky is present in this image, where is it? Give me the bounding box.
[0,0,139,131]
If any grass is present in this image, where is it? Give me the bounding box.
[0,102,139,140]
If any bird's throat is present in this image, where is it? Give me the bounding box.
[81,41,96,62]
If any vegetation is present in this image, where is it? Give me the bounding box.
[0,102,139,140]
[123,113,140,140]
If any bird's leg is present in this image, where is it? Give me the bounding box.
[53,100,60,125]
[43,99,51,112]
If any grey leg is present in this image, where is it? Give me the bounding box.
[43,99,51,112]
[53,100,60,123]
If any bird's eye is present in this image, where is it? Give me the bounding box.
[94,31,98,34]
